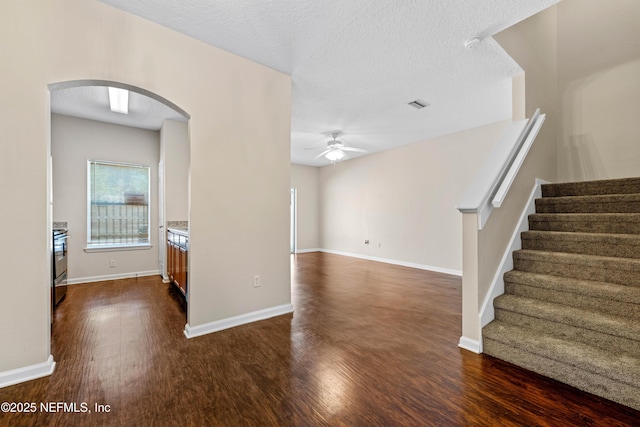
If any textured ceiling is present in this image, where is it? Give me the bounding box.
[52,0,559,165]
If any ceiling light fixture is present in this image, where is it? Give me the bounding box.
[325,149,345,163]
[108,87,129,114]
[310,132,367,164]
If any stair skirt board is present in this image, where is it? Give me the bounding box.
[483,177,640,411]
[479,179,546,330]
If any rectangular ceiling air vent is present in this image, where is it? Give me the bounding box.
[408,99,429,109]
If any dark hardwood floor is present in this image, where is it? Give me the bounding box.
[1,252,638,426]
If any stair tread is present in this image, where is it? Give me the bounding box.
[513,249,640,287]
[504,270,640,305]
[529,213,640,234]
[538,193,640,202]
[542,177,640,197]
[515,248,640,268]
[536,193,640,213]
[522,230,640,243]
[483,321,640,387]
[521,230,640,258]
[494,294,640,341]
[530,212,640,221]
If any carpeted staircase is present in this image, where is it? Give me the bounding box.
[483,177,640,411]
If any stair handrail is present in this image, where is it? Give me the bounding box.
[457,108,545,229]
[492,109,545,208]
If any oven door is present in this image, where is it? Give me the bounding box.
[53,235,67,278]
[53,270,67,306]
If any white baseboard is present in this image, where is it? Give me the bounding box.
[294,248,322,254]
[184,303,294,339]
[67,270,160,285]
[0,355,56,389]
[479,179,547,328]
[318,249,462,276]
[458,336,482,354]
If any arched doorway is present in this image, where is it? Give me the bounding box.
[48,80,191,324]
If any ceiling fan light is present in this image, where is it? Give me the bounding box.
[325,149,345,162]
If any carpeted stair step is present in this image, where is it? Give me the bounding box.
[483,321,640,410]
[535,193,640,214]
[521,230,640,259]
[485,177,640,411]
[513,249,640,287]
[493,294,640,354]
[504,270,640,320]
[528,213,640,234]
[542,177,640,198]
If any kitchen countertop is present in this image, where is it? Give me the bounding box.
[167,227,188,237]
[167,227,188,249]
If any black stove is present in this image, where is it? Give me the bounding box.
[52,229,68,308]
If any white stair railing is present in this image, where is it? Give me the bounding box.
[457,108,545,228]
[456,108,546,354]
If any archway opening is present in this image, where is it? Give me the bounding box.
[48,80,191,334]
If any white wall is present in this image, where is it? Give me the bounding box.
[290,164,320,251]
[557,0,640,182]
[51,114,160,283]
[0,0,291,376]
[319,121,509,274]
[161,119,189,223]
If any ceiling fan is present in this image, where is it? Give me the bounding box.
[306,132,368,164]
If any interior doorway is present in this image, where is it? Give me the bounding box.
[48,80,191,326]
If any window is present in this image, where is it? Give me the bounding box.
[87,160,150,248]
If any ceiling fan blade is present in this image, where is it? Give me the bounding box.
[342,147,368,153]
[304,146,323,150]
[314,149,331,159]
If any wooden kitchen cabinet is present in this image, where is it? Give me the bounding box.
[167,229,188,297]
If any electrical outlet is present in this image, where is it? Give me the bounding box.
[253,275,261,287]
[109,259,116,268]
